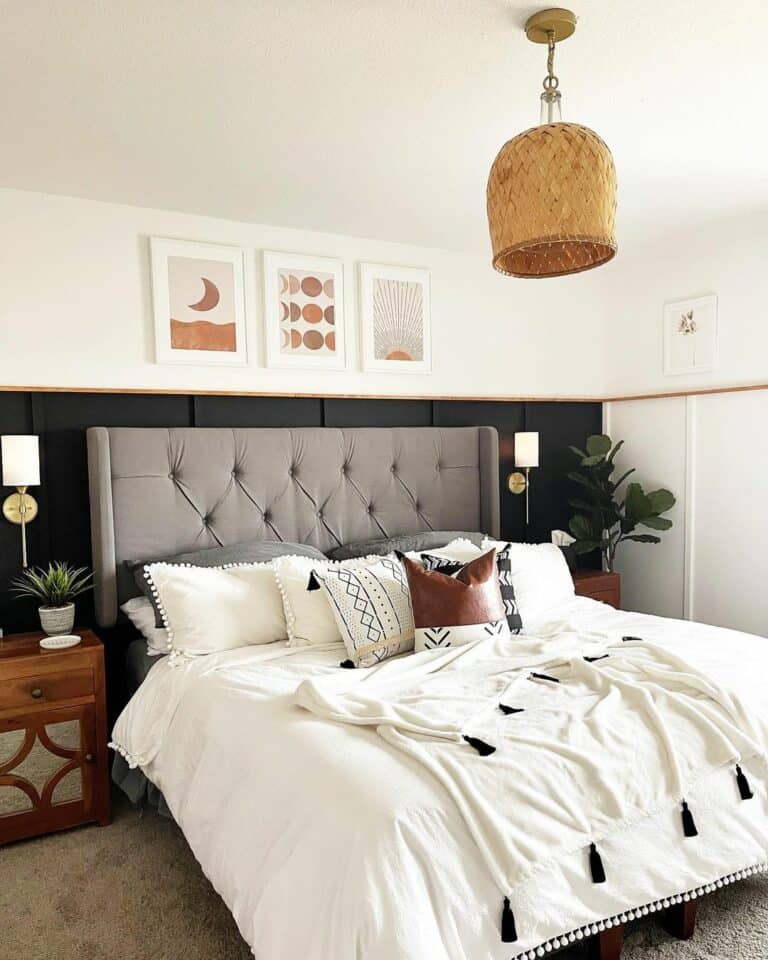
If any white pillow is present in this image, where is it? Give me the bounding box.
[145,562,287,657]
[273,554,381,647]
[311,556,415,667]
[405,537,483,564]
[121,596,168,656]
[482,539,574,625]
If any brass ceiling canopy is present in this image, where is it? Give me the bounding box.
[486,8,617,279]
[524,8,577,44]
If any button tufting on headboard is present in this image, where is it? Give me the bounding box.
[86,425,500,627]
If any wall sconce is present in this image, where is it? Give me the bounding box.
[508,431,539,525]
[1,435,40,568]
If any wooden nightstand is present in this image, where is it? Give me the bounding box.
[0,628,110,844]
[573,569,621,609]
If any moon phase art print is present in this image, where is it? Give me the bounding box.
[263,252,346,370]
[151,239,248,366]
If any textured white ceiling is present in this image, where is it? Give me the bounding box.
[3,0,766,252]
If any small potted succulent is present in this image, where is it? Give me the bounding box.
[12,562,94,635]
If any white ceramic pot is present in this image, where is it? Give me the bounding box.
[39,603,75,636]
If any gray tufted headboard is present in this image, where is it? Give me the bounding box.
[87,425,500,627]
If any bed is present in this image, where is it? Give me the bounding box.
[88,425,768,960]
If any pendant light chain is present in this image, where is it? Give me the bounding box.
[543,31,559,93]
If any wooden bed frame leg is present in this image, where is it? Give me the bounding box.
[589,923,624,960]
[663,899,698,940]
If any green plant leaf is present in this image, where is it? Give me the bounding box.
[568,445,588,459]
[580,454,605,467]
[568,497,597,512]
[622,534,662,544]
[573,541,601,554]
[569,515,601,540]
[566,471,597,489]
[12,562,93,606]
[639,515,673,531]
[612,467,636,490]
[607,439,624,464]
[585,434,612,457]
[624,482,653,521]
[647,489,676,514]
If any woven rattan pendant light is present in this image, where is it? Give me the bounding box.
[487,8,617,278]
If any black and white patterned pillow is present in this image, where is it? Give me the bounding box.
[418,620,508,650]
[310,555,415,668]
[420,543,522,634]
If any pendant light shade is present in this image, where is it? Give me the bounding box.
[487,122,617,278]
[487,9,617,279]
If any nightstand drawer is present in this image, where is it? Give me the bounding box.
[588,588,619,608]
[2,668,94,710]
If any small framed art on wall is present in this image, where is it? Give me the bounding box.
[263,251,346,370]
[150,238,248,365]
[359,263,431,373]
[663,294,718,375]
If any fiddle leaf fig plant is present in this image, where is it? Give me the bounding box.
[567,434,676,571]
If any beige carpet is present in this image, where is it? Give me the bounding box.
[1,792,766,960]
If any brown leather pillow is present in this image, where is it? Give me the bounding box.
[402,550,509,651]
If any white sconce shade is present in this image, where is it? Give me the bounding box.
[1,435,40,487]
[514,432,539,468]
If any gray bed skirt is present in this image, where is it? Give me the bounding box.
[112,638,171,817]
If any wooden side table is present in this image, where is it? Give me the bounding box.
[573,569,621,609]
[0,628,110,844]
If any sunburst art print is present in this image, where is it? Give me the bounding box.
[151,238,247,366]
[360,264,431,373]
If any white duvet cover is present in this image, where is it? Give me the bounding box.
[111,598,768,959]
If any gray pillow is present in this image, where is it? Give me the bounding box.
[326,531,485,562]
[127,539,325,627]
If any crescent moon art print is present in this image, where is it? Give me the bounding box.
[188,277,220,312]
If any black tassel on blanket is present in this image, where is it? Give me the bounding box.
[589,843,606,883]
[584,654,609,663]
[736,765,754,800]
[307,571,321,591]
[462,735,496,756]
[499,704,525,715]
[681,800,699,837]
[501,897,518,943]
[529,672,560,683]
[339,659,355,669]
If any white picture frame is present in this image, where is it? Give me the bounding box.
[663,294,718,376]
[150,238,248,366]
[263,251,346,370]
[359,263,431,373]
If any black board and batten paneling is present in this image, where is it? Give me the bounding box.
[0,390,601,716]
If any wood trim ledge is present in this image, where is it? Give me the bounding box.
[0,382,766,403]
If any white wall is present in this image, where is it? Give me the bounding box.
[602,208,768,397]
[601,208,768,634]
[608,390,768,636]
[605,397,688,620]
[0,188,614,397]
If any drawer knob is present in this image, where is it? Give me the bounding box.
[85,753,95,763]
[30,687,43,699]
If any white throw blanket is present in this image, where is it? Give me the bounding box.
[296,630,768,920]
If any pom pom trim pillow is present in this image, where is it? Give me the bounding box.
[144,561,288,658]
[309,555,415,668]
[402,550,510,652]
